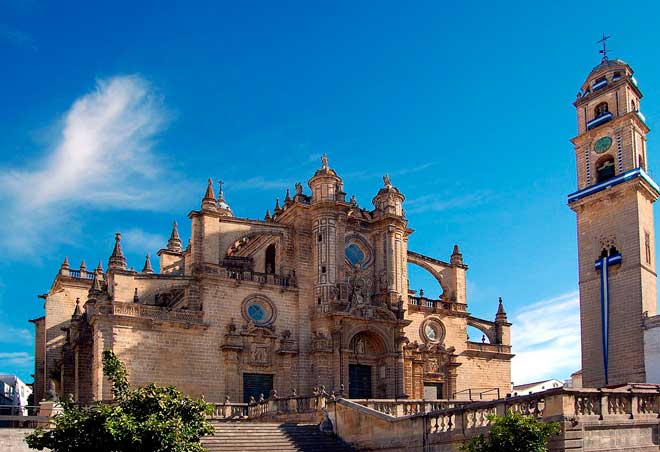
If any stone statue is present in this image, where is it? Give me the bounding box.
[295,182,303,195]
[383,174,392,187]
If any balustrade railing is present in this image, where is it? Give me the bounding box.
[210,388,330,420]
[200,263,296,288]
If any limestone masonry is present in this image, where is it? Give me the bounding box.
[31,157,512,403]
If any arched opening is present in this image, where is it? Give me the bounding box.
[467,325,491,344]
[631,100,637,112]
[407,263,444,299]
[265,244,275,274]
[639,153,646,171]
[347,331,388,399]
[594,102,609,118]
[596,155,616,183]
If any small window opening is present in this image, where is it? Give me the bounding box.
[318,234,323,242]
[265,244,276,274]
[631,100,637,112]
[595,102,609,118]
[321,266,326,273]
[317,298,322,305]
[596,155,615,183]
[645,232,652,265]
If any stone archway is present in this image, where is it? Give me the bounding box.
[345,330,389,399]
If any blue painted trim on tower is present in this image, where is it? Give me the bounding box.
[595,252,621,386]
[568,168,660,204]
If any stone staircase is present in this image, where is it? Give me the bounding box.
[203,421,354,452]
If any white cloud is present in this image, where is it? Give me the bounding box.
[0,352,33,368]
[0,75,190,257]
[511,291,581,385]
[0,325,33,347]
[122,228,167,256]
[405,191,490,214]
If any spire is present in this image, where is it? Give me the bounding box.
[142,254,154,273]
[167,221,182,252]
[216,179,233,216]
[274,197,281,214]
[108,233,127,270]
[72,298,83,318]
[96,260,104,273]
[264,209,272,221]
[450,244,463,266]
[201,178,217,211]
[284,188,292,204]
[80,259,86,272]
[61,256,70,269]
[217,179,225,202]
[496,297,508,322]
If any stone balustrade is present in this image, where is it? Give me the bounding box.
[328,386,660,451]
[210,390,328,421]
[407,296,467,313]
[352,399,471,417]
[200,263,296,288]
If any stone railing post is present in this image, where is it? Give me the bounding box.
[629,389,637,419]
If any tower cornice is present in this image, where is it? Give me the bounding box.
[571,111,650,145]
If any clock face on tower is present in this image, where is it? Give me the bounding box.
[594,136,613,154]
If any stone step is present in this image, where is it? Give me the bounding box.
[202,422,353,452]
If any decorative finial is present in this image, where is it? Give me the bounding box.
[321,154,329,170]
[274,197,281,213]
[597,33,611,63]
[61,256,70,269]
[72,297,83,317]
[265,209,272,221]
[133,287,139,303]
[217,179,225,201]
[201,178,217,211]
[167,221,182,252]
[383,174,392,187]
[295,182,303,196]
[79,259,86,272]
[142,254,154,273]
[108,232,127,270]
[96,260,104,273]
[450,244,463,266]
[284,188,292,203]
[496,296,508,322]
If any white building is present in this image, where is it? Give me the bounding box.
[0,375,32,415]
[512,379,563,396]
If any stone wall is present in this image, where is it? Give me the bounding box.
[0,429,37,452]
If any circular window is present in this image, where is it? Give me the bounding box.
[242,296,275,325]
[420,318,445,344]
[344,234,374,269]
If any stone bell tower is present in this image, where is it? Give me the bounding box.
[569,42,659,387]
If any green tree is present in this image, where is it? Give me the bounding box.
[26,351,214,452]
[460,411,560,452]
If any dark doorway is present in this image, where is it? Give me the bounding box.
[424,383,443,400]
[349,364,372,398]
[243,373,273,402]
[265,244,276,273]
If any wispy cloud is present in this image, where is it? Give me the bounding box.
[122,228,166,256]
[227,176,294,191]
[0,75,191,257]
[0,23,35,50]
[343,163,436,181]
[405,191,490,214]
[511,291,581,384]
[0,352,33,368]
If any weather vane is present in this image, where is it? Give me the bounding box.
[597,33,611,62]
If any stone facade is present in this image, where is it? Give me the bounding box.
[32,158,512,403]
[569,56,660,388]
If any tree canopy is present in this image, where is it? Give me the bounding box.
[26,351,214,452]
[460,411,560,452]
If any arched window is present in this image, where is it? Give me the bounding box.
[631,100,637,112]
[596,155,615,183]
[265,244,276,274]
[595,102,609,118]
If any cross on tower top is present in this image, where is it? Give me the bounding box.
[597,33,611,62]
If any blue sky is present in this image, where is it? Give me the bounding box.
[1,0,659,386]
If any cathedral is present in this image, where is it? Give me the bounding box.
[31,157,512,403]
